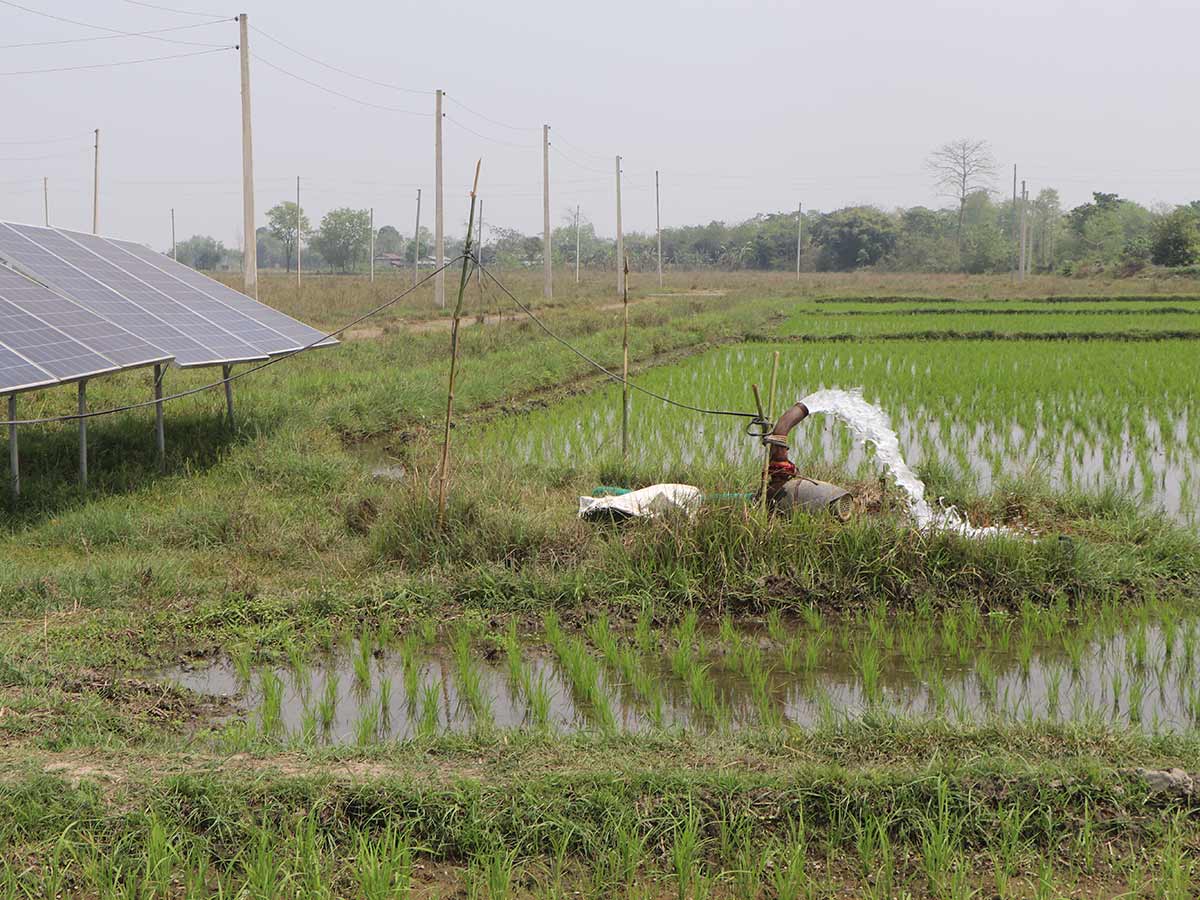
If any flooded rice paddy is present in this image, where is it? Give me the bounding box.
[167,603,1200,744]
[467,341,1200,524]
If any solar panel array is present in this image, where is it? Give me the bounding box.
[0,221,335,397]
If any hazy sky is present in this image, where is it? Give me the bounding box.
[3,0,1199,250]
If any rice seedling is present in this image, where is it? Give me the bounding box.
[258,670,284,737]
[355,702,379,746]
[671,804,704,900]
[378,676,392,726]
[285,640,309,691]
[854,639,882,704]
[526,669,552,728]
[353,635,373,692]
[231,643,254,686]
[502,620,529,697]
[376,616,395,649]
[453,625,494,727]
[318,672,338,731]
[354,825,413,900]
[554,635,616,732]
[766,608,786,644]
[417,681,440,739]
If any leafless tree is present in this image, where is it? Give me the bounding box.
[926,138,997,252]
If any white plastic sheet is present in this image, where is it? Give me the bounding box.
[578,484,703,521]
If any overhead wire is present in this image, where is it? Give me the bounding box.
[0,133,91,145]
[250,25,432,95]
[120,0,230,17]
[0,0,230,47]
[478,261,762,423]
[444,115,538,150]
[443,95,537,133]
[0,45,234,76]
[0,19,227,50]
[0,257,462,427]
[251,54,432,116]
[0,146,90,162]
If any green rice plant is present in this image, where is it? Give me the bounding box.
[766,608,785,644]
[400,634,421,711]
[633,613,655,656]
[854,639,882,704]
[353,635,373,692]
[319,672,338,731]
[378,677,392,726]
[502,620,529,698]
[469,845,518,900]
[1127,674,1145,725]
[526,670,552,729]
[454,625,493,728]
[355,702,379,746]
[259,670,284,737]
[377,616,395,649]
[615,642,666,727]
[297,707,318,746]
[555,636,616,732]
[417,681,440,739]
[231,642,254,686]
[418,618,437,645]
[919,779,961,896]
[770,837,810,900]
[747,657,780,730]
[285,640,308,692]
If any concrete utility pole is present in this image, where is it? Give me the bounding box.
[43,177,48,226]
[434,88,444,308]
[412,187,422,288]
[295,177,301,288]
[796,201,803,280]
[575,204,581,285]
[171,208,176,260]
[655,170,663,289]
[369,207,375,283]
[1011,165,1018,281]
[238,14,257,298]
[91,129,99,234]
[1018,180,1028,282]
[542,124,552,299]
[615,155,624,296]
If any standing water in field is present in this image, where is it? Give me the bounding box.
[800,388,1012,538]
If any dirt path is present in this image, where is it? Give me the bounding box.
[344,290,727,341]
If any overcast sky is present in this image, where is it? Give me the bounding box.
[3,0,1199,250]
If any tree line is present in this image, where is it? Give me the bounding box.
[171,140,1200,277]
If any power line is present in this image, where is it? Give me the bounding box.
[251,53,432,116]
[0,146,90,162]
[552,132,610,162]
[444,115,538,150]
[0,133,91,145]
[444,95,537,133]
[121,0,231,17]
[250,25,432,96]
[0,0,230,47]
[551,144,608,175]
[0,19,227,50]
[0,46,233,76]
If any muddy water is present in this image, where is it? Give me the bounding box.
[164,614,1200,743]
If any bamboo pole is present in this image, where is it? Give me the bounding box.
[436,160,482,527]
[621,254,630,460]
[759,351,780,513]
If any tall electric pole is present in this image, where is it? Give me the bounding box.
[412,188,422,288]
[1019,180,1028,282]
[542,124,552,299]
[296,176,301,288]
[91,129,99,234]
[434,88,444,308]
[796,201,803,280]
[238,14,257,298]
[655,170,663,288]
[1011,164,1018,281]
[615,155,624,296]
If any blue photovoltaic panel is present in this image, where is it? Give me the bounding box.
[0,341,56,395]
[0,293,116,384]
[0,264,169,371]
[109,239,337,352]
[0,224,216,368]
[59,229,301,357]
[8,225,268,367]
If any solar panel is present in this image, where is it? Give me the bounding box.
[0,340,56,395]
[58,228,301,358]
[0,293,117,387]
[0,264,169,372]
[0,224,218,368]
[5,225,268,367]
[109,239,337,351]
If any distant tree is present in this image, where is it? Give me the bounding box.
[174,235,227,270]
[926,138,996,257]
[811,207,899,271]
[1151,208,1200,267]
[266,201,310,273]
[311,207,371,273]
[376,225,403,256]
[255,227,284,270]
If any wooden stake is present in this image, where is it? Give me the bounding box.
[759,352,780,513]
[574,204,581,285]
[412,187,422,288]
[615,155,624,297]
[542,124,552,299]
[621,254,630,460]
[436,160,482,527]
[238,14,257,298]
[434,89,445,308]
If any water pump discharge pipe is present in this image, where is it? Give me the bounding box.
[761,400,853,520]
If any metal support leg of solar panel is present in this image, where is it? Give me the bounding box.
[154,365,165,468]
